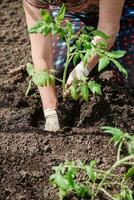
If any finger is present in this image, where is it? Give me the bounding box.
[63,88,70,98]
[65,73,74,88]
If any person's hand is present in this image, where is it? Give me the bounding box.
[66,62,90,88]
[64,62,89,97]
[44,108,60,132]
[65,36,105,89]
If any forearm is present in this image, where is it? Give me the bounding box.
[86,35,117,71]
[86,0,125,72]
[98,0,125,35]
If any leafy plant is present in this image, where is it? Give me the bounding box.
[26,4,127,101]
[101,126,134,160]
[50,127,134,200]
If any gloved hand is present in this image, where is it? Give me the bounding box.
[44,108,60,132]
[66,37,102,88]
[66,61,90,88]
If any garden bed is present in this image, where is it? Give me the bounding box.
[0,0,134,199]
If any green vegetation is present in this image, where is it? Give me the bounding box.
[50,127,134,200]
[26,4,127,101]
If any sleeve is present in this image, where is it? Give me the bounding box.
[24,0,49,9]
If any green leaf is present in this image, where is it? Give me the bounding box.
[88,81,102,95]
[32,71,47,87]
[92,30,110,39]
[76,39,82,50]
[84,26,95,32]
[85,165,97,183]
[28,21,44,34]
[56,4,66,22]
[59,188,67,200]
[83,42,92,50]
[26,63,34,76]
[127,138,134,155]
[96,41,108,49]
[28,21,52,36]
[98,56,110,72]
[101,126,125,144]
[41,25,52,36]
[70,85,78,100]
[80,84,89,102]
[108,50,126,58]
[90,160,97,168]
[73,52,80,66]
[83,50,91,66]
[111,59,128,78]
[74,184,90,198]
[66,21,73,35]
[126,189,134,200]
[125,166,134,179]
[55,173,70,190]
[40,9,53,23]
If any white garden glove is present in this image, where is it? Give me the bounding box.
[66,37,103,88]
[66,61,90,87]
[44,108,60,132]
[91,36,103,46]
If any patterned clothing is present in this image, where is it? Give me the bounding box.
[113,0,134,87]
[25,0,99,13]
[25,0,134,88]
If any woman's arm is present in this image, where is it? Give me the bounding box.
[86,0,125,71]
[98,0,125,36]
[66,0,125,87]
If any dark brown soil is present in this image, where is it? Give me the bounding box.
[0,0,134,200]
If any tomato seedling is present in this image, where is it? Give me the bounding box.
[26,4,127,101]
[50,127,134,200]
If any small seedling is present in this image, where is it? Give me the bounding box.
[50,127,134,200]
[26,4,127,101]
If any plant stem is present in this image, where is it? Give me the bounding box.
[123,162,134,165]
[95,155,134,197]
[25,79,32,96]
[117,141,123,161]
[100,188,115,200]
[55,77,63,83]
[62,39,71,93]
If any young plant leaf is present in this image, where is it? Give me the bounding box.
[125,166,134,179]
[56,4,66,22]
[74,184,91,198]
[108,50,126,58]
[98,56,110,72]
[88,80,102,95]
[127,137,134,155]
[85,161,97,183]
[70,85,78,100]
[83,50,91,66]
[40,9,53,23]
[28,21,44,34]
[73,52,80,66]
[32,71,47,87]
[80,84,89,102]
[101,126,125,144]
[96,40,108,49]
[126,189,134,200]
[92,30,110,40]
[26,63,34,76]
[111,59,128,78]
